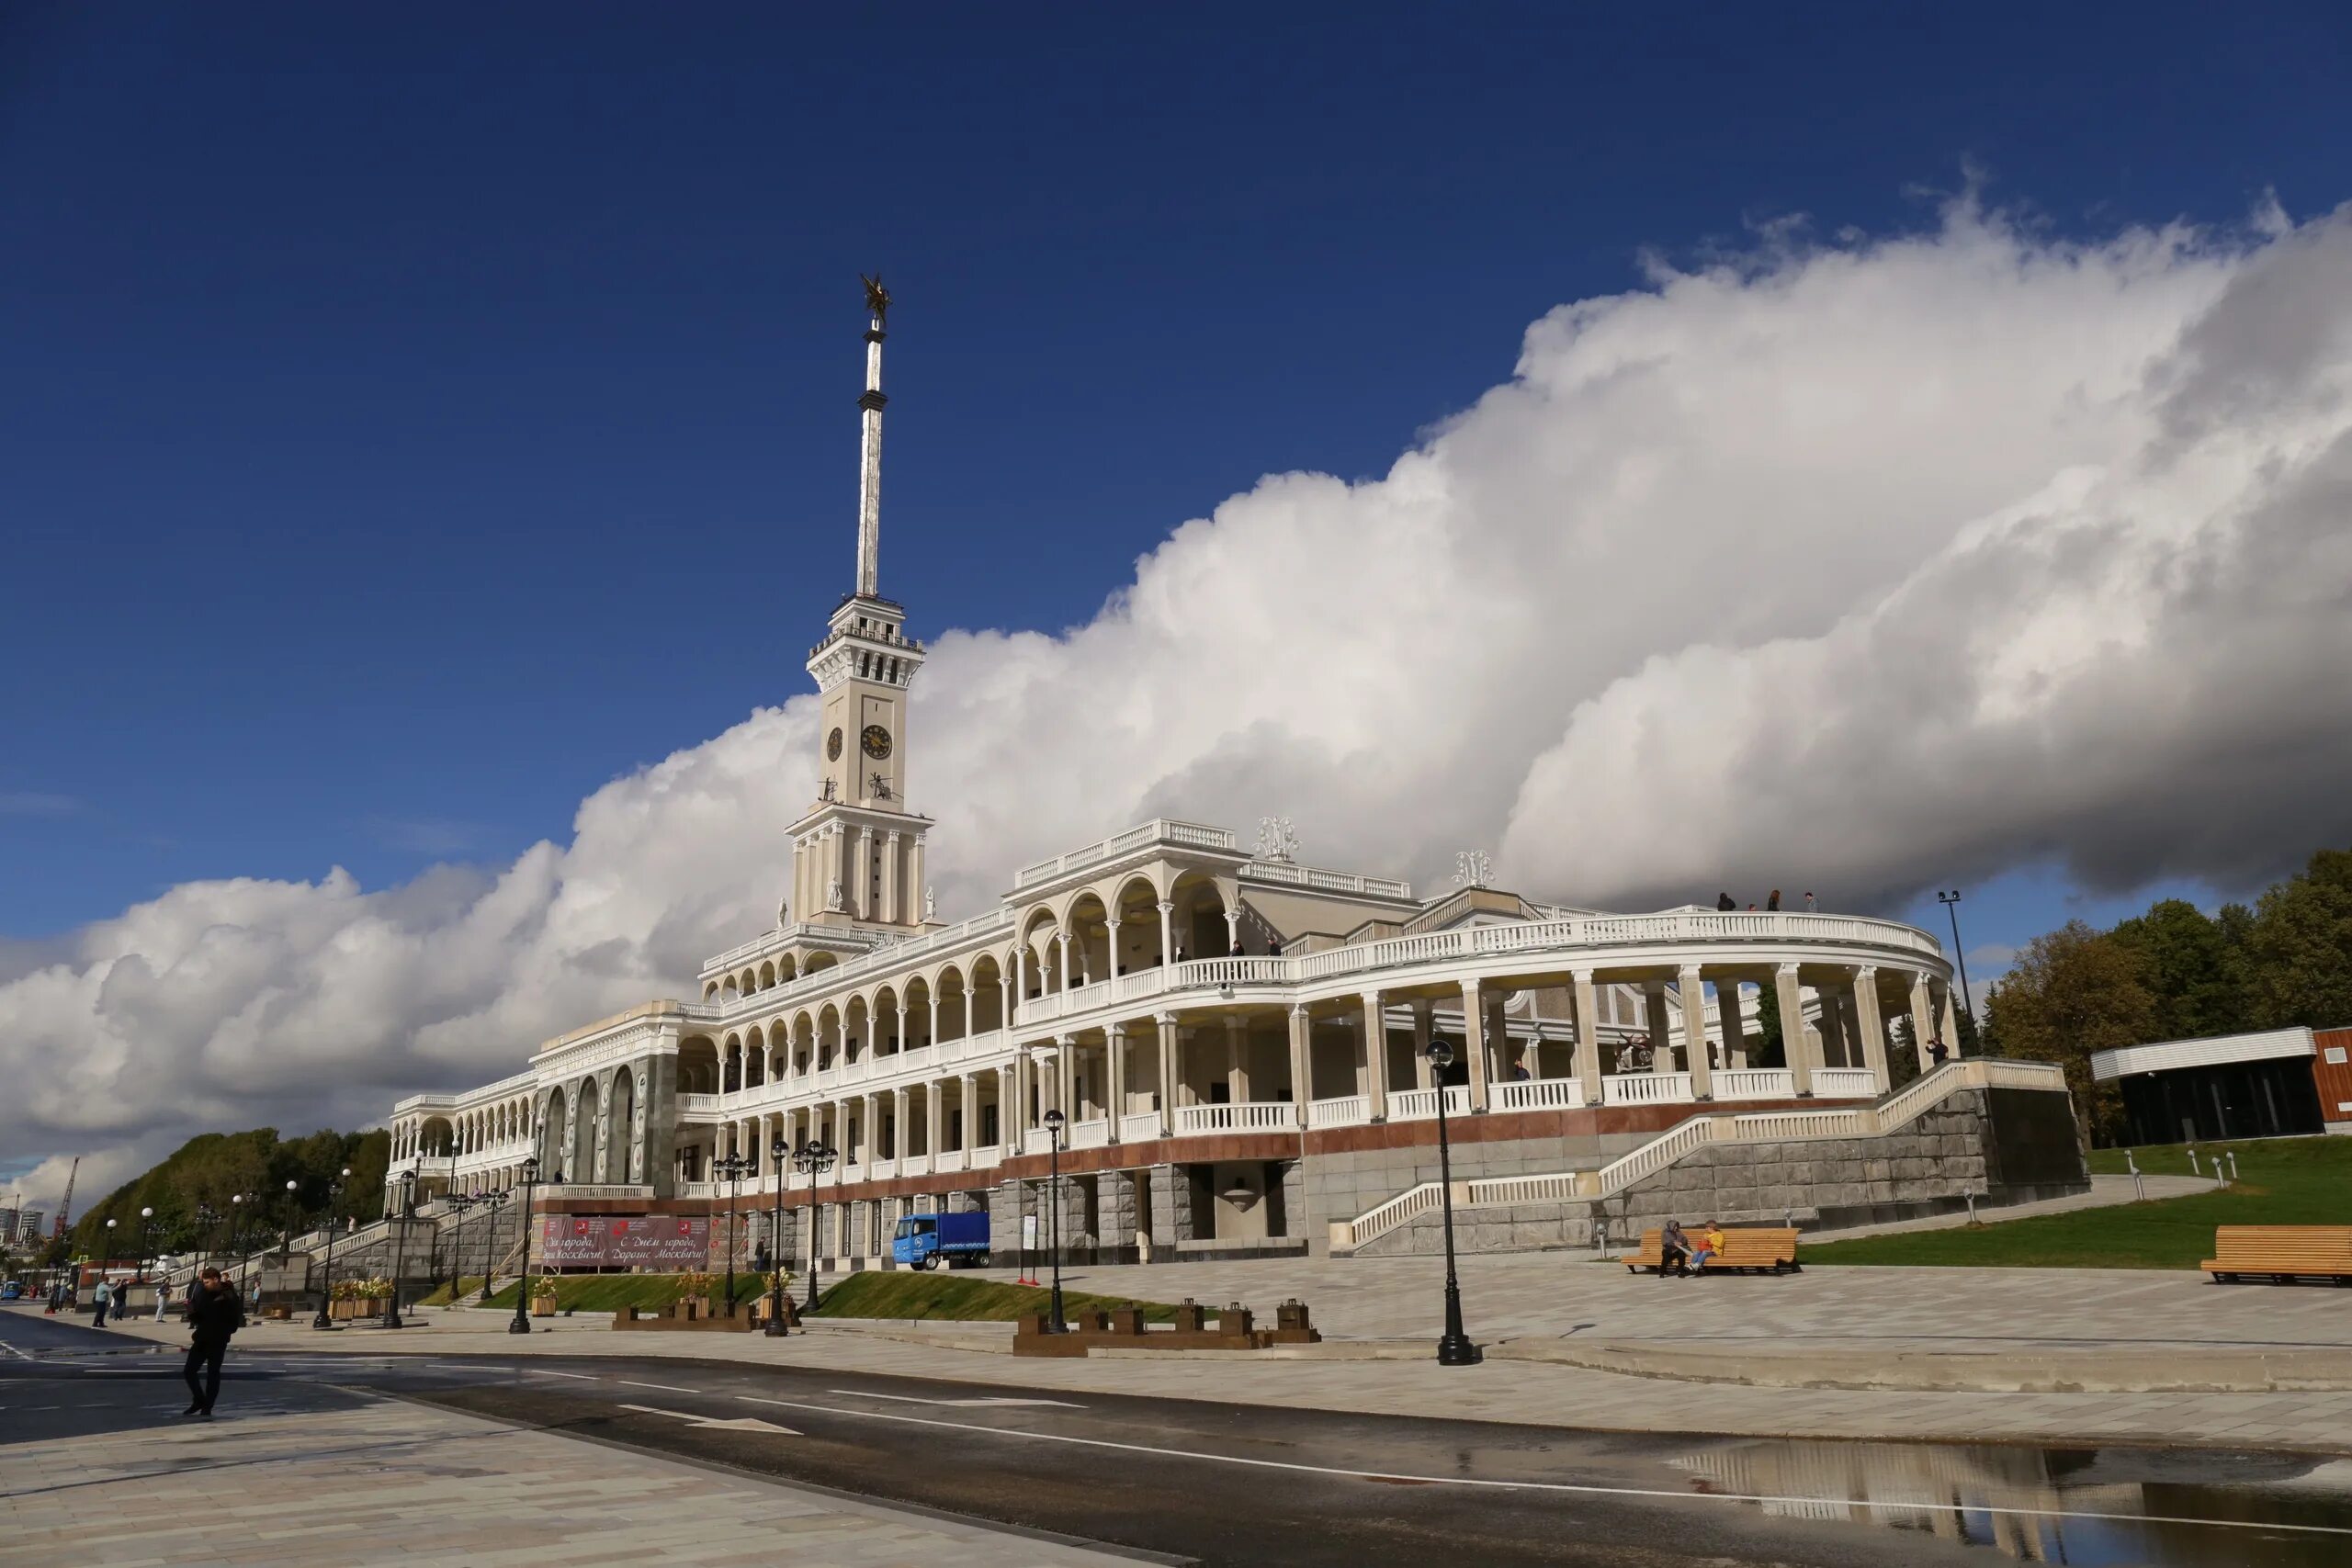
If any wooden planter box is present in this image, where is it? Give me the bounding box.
[531,1297,558,1317]
[328,1298,386,1321]
[265,1304,294,1321]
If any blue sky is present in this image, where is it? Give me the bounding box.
[4,1,2345,958]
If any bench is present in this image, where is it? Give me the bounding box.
[1622,1227,1800,1276]
[2201,1225,2352,1286]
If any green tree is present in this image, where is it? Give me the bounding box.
[1983,919,2155,1145]
[2109,897,2252,1040]
[1749,982,1785,1068]
[2245,848,2352,1030]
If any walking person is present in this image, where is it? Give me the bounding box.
[91,1277,112,1328]
[183,1265,244,1418]
[154,1279,172,1321]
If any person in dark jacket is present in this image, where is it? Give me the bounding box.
[183,1266,244,1417]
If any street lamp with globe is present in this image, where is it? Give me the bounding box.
[793,1140,838,1312]
[1423,1038,1481,1366]
[1040,1107,1068,1333]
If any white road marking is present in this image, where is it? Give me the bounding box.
[524,1368,596,1380]
[730,1396,2352,1540]
[831,1389,1084,1409]
[616,1402,798,1435]
[614,1379,697,1393]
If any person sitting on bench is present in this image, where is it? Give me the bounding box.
[1659,1220,1693,1277]
[1688,1221,1725,1276]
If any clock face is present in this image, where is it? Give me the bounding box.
[826,728,843,761]
[861,724,893,760]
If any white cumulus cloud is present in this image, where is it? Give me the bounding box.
[7,194,2352,1205]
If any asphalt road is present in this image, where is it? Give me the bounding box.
[6,1310,2351,1566]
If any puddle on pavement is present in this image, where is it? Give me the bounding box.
[1670,1437,2352,1563]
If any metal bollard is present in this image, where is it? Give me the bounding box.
[2187,1147,2200,1177]
[2228,1152,2239,1182]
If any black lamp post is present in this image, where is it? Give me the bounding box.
[793,1140,838,1312]
[196,1203,222,1264]
[1937,889,1973,1049]
[477,1190,508,1305]
[508,1156,542,1335]
[1424,1039,1481,1367]
[227,1192,247,1258]
[135,1206,154,1285]
[765,1137,795,1336]
[712,1151,753,1317]
[280,1179,300,1263]
[439,1191,474,1300]
[311,1167,350,1330]
[1040,1107,1068,1333]
[385,1170,417,1328]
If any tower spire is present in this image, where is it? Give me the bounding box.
[854,273,891,600]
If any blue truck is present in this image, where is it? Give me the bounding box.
[889,1211,990,1270]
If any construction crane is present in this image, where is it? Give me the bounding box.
[52,1156,78,1239]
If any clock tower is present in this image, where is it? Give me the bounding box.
[786,277,937,934]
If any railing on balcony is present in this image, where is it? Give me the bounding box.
[1069,1118,1112,1150]
[1175,1100,1295,1134]
[1812,1067,1880,1099]
[1120,1111,1165,1144]
[1307,1094,1368,1128]
[933,1149,967,1174]
[677,1093,721,1118]
[1388,1086,1471,1121]
[1602,1072,1693,1106]
[1012,818,1237,889]
[1714,1068,1797,1100]
[1493,1077,1586,1112]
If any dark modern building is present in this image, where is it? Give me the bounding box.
[2093,1026,2352,1145]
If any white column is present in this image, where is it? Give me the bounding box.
[1107,1023,1128,1139]
[1411,1000,1434,1089]
[959,1072,978,1151]
[1057,931,1073,993]
[894,1005,909,1055]
[854,827,874,919]
[1678,964,1713,1099]
[1226,1017,1247,1101]
[1223,907,1240,955]
[1157,899,1175,967]
[909,835,927,922]
[926,991,939,1048]
[1818,980,1849,1068]
[1778,964,1814,1095]
[1154,1011,1178,1132]
[881,830,900,923]
[1719,980,1749,1070]
[1362,990,1388,1121]
[996,1064,1015,1145]
[1852,965,1890,1091]
[1909,971,1937,1070]
[1287,1005,1312,1126]
[1574,970,1603,1102]
[1939,981,1963,1057]
[1107,918,1122,978]
[1461,980,1490,1111]
[890,1086,908,1159]
[1643,977,1672,1072]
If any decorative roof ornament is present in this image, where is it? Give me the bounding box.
[1453,850,1492,889]
[1253,816,1300,863]
[775,895,789,927]
[923,886,937,919]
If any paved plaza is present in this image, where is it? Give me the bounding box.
[0,1377,1145,1567]
[27,1240,2352,1455]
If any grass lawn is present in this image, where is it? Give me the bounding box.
[1803,1134,2352,1270]
[805,1269,1179,1324]
[469,1272,771,1313]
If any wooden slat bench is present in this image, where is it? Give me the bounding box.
[2201,1226,2352,1286]
[1622,1226,1800,1276]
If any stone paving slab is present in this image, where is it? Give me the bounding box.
[22,1302,2352,1455]
[964,1248,2352,1352]
[0,1382,1143,1566]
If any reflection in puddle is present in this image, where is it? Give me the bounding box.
[1670,1439,2352,1564]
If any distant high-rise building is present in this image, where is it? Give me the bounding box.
[18,1209,45,1243]
[0,1206,17,1242]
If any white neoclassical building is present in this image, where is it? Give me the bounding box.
[387,288,2077,1267]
